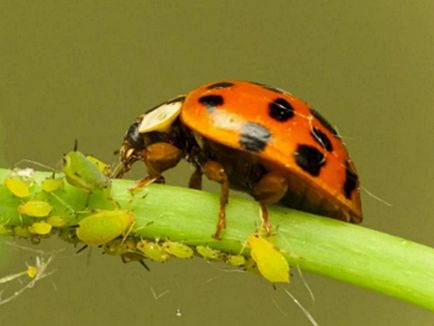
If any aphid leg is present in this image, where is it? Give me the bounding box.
[202,161,229,239]
[188,166,203,189]
[84,191,92,208]
[138,260,151,271]
[76,244,88,254]
[252,172,288,236]
[121,253,150,271]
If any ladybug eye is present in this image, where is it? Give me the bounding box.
[126,122,145,150]
[138,100,182,133]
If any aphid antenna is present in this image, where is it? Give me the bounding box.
[49,192,76,215]
[295,264,316,306]
[283,289,318,326]
[76,244,88,254]
[13,159,57,175]
[271,297,287,316]
[120,221,136,245]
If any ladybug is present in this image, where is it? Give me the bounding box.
[114,80,362,239]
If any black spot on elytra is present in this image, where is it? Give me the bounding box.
[294,145,325,176]
[239,122,271,152]
[343,161,358,199]
[198,94,224,112]
[126,122,145,150]
[206,82,234,89]
[268,98,295,122]
[166,95,185,105]
[250,81,284,94]
[310,108,339,137]
[311,127,333,152]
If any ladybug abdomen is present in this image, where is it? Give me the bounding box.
[200,137,358,223]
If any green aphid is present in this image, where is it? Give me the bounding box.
[136,240,169,263]
[18,200,53,218]
[28,222,52,235]
[162,240,194,259]
[46,215,67,228]
[41,177,64,193]
[196,245,223,261]
[14,225,32,238]
[227,254,246,267]
[104,238,150,270]
[62,150,111,192]
[247,234,290,283]
[4,176,31,198]
[76,210,135,246]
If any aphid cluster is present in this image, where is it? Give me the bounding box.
[1,148,290,285]
[2,168,67,241]
[1,149,117,244]
[101,235,290,284]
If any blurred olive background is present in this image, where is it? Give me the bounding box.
[1,1,433,325]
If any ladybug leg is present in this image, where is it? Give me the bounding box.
[188,166,203,190]
[252,172,288,236]
[201,160,229,239]
[129,142,183,193]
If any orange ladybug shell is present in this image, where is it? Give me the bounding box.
[180,80,362,223]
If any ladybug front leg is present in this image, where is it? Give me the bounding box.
[201,160,229,239]
[252,172,288,236]
[130,142,183,192]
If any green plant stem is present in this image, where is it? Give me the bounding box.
[0,168,433,311]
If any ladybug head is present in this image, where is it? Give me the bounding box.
[113,99,183,178]
[112,121,145,178]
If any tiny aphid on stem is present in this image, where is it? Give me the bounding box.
[161,240,194,259]
[18,200,53,218]
[75,210,135,246]
[104,238,150,270]
[41,177,64,193]
[136,240,169,263]
[28,222,52,236]
[196,245,223,261]
[247,234,289,283]
[62,148,111,193]
[4,176,31,198]
[86,155,112,177]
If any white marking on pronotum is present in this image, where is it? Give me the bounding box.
[138,100,182,133]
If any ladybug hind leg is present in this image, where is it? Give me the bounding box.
[201,160,229,239]
[252,172,288,236]
[188,166,203,190]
